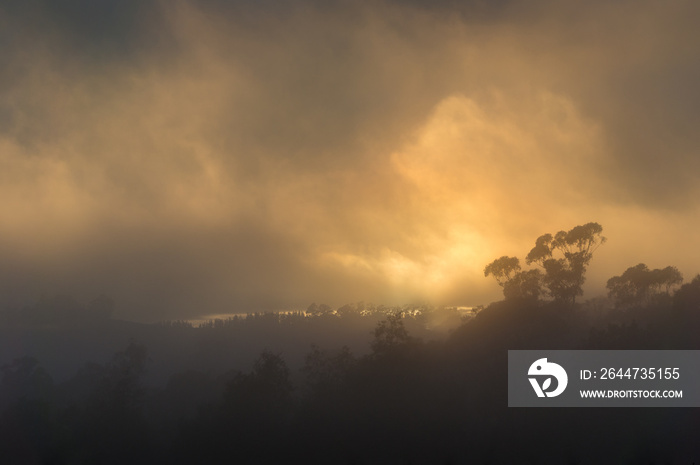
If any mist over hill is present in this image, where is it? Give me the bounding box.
[2,273,700,463]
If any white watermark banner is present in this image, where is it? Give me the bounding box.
[508,350,700,407]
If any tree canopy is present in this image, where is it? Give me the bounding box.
[485,222,606,304]
[483,256,521,286]
[607,264,683,308]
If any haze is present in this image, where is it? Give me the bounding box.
[1,0,699,321]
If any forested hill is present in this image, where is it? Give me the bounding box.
[0,298,465,385]
[2,276,700,463]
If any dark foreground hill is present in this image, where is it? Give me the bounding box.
[1,280,700,464]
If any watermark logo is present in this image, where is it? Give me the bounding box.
[528,358,568,398]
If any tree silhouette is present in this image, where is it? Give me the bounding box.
[526,222,606,304]
[485,223,604,304]
[607,264,683,308]
[78,342,151,463]
[672,274,700,324]
[370,312,414,357]
[223,351,293,426]
[484,256,546,301]
[302,344,355,397]
[484,256,521,286]
[503,269,545,301]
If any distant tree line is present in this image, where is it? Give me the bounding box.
[163,302,469,331]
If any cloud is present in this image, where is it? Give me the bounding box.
[0,0,698,320]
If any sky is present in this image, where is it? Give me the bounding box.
[1,0,699,321]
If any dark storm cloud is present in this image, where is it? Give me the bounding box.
[0,0,166,58]
[1,0,699,320]
[538,0,700,208]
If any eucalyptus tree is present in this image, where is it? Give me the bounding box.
[484,256,544,301]
[484,223,606,305]
[525,222,606,305]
